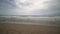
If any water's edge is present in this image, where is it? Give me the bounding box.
[0,16,60,26]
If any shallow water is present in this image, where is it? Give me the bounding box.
[0,16,60,26]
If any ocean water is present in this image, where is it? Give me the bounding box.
[0,16,60,26]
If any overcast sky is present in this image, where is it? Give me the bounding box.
[0,0,60,16]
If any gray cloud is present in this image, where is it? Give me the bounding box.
[0,0,60,16]
[0,0,16,9]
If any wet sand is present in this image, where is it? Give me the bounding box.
[0,23,60,34]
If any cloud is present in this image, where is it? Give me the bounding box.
[33,0,60,16]
[0,0,60,16]
[0,0,16,9]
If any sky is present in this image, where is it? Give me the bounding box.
[0,0,60,16]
